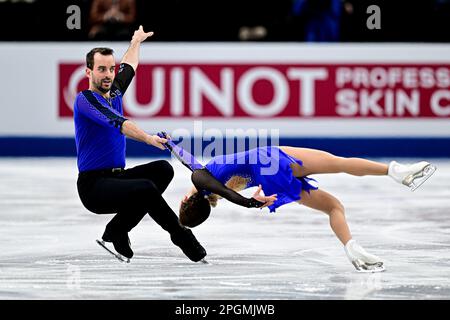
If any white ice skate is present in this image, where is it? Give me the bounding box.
[388,161,436,191]
[345,240,385,273]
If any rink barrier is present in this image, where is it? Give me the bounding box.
[1,137,449,158]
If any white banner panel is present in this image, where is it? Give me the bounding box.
[0,43,449,137]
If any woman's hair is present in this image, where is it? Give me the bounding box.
[179,175,249,228]
[179,192,211,228]
[203,175,249,208]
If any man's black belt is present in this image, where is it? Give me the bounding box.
[79,168,124,177]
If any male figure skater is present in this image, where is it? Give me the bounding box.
[74,26,206,263]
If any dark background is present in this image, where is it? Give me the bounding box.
[0,0,449,42]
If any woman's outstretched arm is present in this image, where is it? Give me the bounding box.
[191,169,276,208]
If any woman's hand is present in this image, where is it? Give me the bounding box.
[252,185,277,208]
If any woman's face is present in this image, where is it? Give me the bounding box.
[180,189,196,207]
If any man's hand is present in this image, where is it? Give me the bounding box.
[148,134,167,150]
[121,25,153,71]
[131,25,154,43]
[252,185,277,208]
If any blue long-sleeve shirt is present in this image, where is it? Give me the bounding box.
[74,63,135,172]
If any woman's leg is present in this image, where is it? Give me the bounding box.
[280,146,388,177]
[297,189,352,245]
[297,189,385,271]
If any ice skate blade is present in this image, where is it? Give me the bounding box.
[355,265,386,273]
[199,258,209,264]
[407,164,436,192]
[353,261,386,273]
[96,239,130,263]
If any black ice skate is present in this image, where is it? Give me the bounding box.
[171,227,207,263]
[96,231,133,263]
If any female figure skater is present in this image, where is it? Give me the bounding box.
[158,133,436,272]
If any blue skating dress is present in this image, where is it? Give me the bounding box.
[204,146,318,212]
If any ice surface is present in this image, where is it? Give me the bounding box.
[0,157,449,299]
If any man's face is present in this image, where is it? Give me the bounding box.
[87,53,116,94]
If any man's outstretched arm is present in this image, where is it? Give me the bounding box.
[113,25,153,95]
[121,120,167,150]
[117,25,162,148]
[120,25,153,71]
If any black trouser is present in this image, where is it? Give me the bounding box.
[77,160,183,237]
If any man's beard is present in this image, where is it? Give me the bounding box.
[95,84,110,93]
[95,78,112,93]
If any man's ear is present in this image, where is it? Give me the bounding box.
[85,67,91,78]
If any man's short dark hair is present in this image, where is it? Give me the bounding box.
[86,47,114,70]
